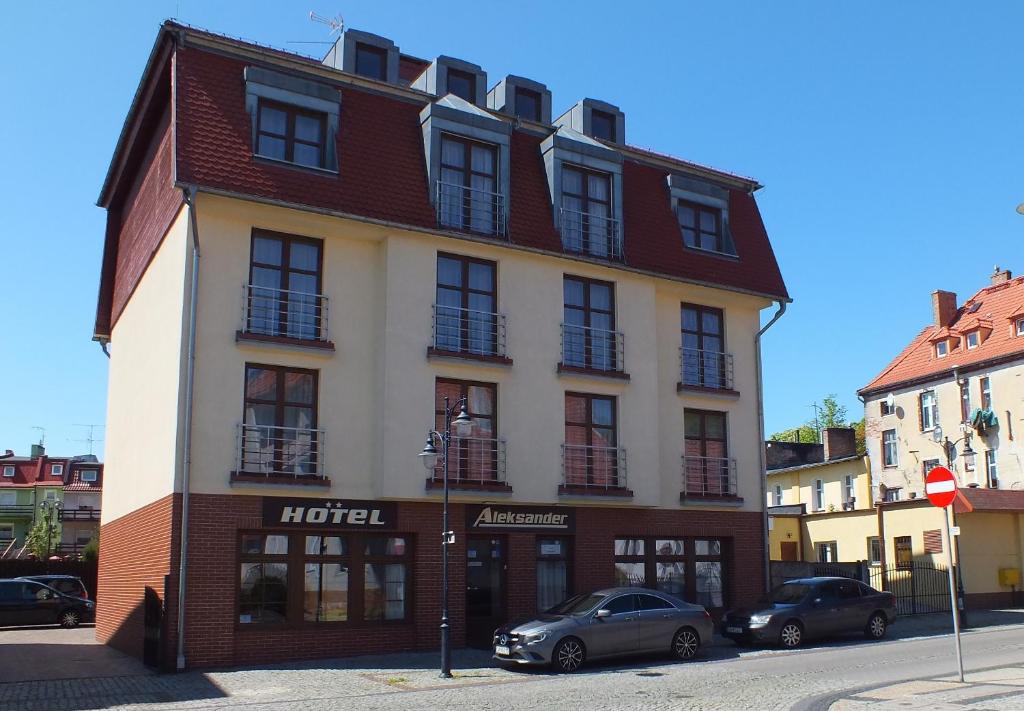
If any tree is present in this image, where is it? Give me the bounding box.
[817,394,848,430]
[850,418,866,455]
[25,517,56,559]
[769,394,851,443]
[81,534,99,563]
[769,426,819,443]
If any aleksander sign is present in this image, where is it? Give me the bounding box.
[466,504,574,532]
[262,497,397,529]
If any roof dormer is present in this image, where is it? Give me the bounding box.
[323,29,400,84]
[487,75,552,124]
[554,99,625,145]
[412,56,488,108]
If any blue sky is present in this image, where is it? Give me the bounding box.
[1,1,1021,456]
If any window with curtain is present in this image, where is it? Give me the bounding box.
[980,377,992,410]
[434,379,497,482]
[435,254,497,355]
[894,536,913,569]
[536,538,571,611]
[882,429,898,467]
[247,231,323,341]
[303,536,349,622]
[241,365,319,476]
[613,537,727,609]
[919,391,938,431]
[684,411,729,495]
[564,393,618,487]
[561,165,613,258]
[256,99,327,168]
[681,304,726,388]
[438,134,498,234]
[363,537,409,621]
[239,534,289,624]
[563,276,616,371]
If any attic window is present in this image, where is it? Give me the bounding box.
[935,340,948,358]
[354,42,387,80]
[256,101,326,169]
[514,87,542,122]
[2,466,13,477]
[1017,318,1024,336]
[965,331,980,349]
[80,470,98,483]
[447,69,476,103]
[967,302,982,314]
[590,110,616,142]
[51,464,63,477]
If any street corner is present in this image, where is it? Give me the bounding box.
[826,667,1024,711]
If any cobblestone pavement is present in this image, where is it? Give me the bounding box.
[2,621,1024,710]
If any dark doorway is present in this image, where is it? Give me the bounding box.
[465,536,506,648]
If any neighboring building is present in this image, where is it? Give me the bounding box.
[858,268,1024,608]
[93,22,789,670]
[0,445,102,558]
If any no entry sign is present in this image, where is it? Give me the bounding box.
[925,466,957,508]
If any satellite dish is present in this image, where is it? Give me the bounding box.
[931,425,944,443]
[1016,203,1024,216]
[885,393,895,410]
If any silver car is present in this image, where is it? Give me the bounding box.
[492,587,713,673]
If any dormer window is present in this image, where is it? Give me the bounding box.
[1016,318,1024,336]
[354,42,387,80]
[2,466,13,478]
[678,201,724,253]
[80,470,98,483]
[667,175,736,257]
[487,76,552,124]
[965,331,980,349]
[51,464,63,477]
[256,101,327,169]
[446,68,476,103]
[438,134,500,235]
[561,166,619,260]
[514,87,542,122]
[554,99,625,145]
[590,110,616,142]
[935,340,949,358]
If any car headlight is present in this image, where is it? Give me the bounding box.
[749,614,773,625]
[523,631,549,644]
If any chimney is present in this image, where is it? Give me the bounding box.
[991,266,1012,285]
[30,443,45,459]
[2,449,12,457]
[932,290,957,327]
[822,427,857,461]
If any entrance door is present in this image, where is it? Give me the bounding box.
[466,536,506,648]
[780,542,799,561]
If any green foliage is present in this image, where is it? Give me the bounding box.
[81,534,99,563]
[770,394,859,447]
[851,418,866,455]
[768,426,819,443]
[25,517,55,559]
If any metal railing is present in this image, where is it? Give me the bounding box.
[436,181,507,237]
[559,207,623,261]
[432,304,507,357]
[680,348,734,390]
[561,323,624,372]
[237,424,326,479]
[682,456,737,497]
[59,509,101,522]
[242,284,329,342]
[0,505,35,517]
[562,444,627,490]
[430,437,507,484]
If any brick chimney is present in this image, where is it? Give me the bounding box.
[822,427,857,461]
[932,290,957,327]
[991,266,1012,285]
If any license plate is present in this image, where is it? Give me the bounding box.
[726,626,743,634]
[495,645,510,656]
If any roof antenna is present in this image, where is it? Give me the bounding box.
[309,11,344,36]
[30,426,46,447]
[71,424,104,457]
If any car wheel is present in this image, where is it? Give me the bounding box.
[552,637,585,673]
[671,627,700,660]
[779,621,802,649]
[59,610,81,629]
[865,613,887,640]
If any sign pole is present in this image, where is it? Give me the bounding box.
[943,505,965,683]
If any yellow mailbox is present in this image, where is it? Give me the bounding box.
[999,568,1021,588]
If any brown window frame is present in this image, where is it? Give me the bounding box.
[562,275,617,371]
[247,230,324,340]
[434,378,498,483]
[564,392,618,485]
[536,536,573,612]
[562,164,613,254]
[255,98,327,169]
[242,364,320,476]
[893,535,913,569]
[238,533,290,626]
[590,109,616,142]
[677,200,724,253]
[880,400,895,416]
[612,537,728,610]
[354,42,387,80]
[435,253,498,355]
[438,134,499,234]
[446,68,477,103]
[684,410,728,460]
[514,86,542,122]
[681,303,726,388]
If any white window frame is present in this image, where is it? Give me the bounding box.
[920,391,938,431]
[986,450,998,487]
[882,429,899,468]
[773,485,782,506]
[816,541,837,563]
[2,465,13,478]
[883,486,903,502]
[43,489,57,502]
[965,331,980,349]
[813,479,824,511]
[50,464,63,477]
[935,340,948,358]
[867,536,881,565]
[844,475,854,503]
[80,470,98,483]
[980,377,992,410]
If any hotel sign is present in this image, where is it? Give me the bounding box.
[465,504,574,532]
[262,497,396,529]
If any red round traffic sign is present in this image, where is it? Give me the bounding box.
[925,466,958,508]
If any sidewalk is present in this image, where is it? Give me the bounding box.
[831,666,1024,710]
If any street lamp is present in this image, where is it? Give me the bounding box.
[418,396,473,678]
[39,500,62,559]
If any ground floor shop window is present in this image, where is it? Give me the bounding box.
[239,532,411,625]
[613,537,726,609]
[537,537,571,610]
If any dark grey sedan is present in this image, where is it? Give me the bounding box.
[721,577,896,649]
[493,587,714,673]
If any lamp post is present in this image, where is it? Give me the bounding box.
[39,499,62,559]
[418,396,473,678]
[934,426,975,626]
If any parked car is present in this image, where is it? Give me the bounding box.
[721,577,896,649]
[17,575,90,600]
[493,587,713,673]
[0,578,95,628]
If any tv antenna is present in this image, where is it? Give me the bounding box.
[310,11,344,36]
[30,426,46,447]
[71,424,104,456]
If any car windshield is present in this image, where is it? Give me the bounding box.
[546,593,607,615]
[771,583,812,605]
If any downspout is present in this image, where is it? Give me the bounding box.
[756,299,787,593]
[176,184,200,671]
[98,340,111,358]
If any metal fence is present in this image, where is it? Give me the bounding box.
[562,444,627,491]
[432,304,507,357]
[680,347,734,390]
[559,207,622,261]
[560,323,624,372]
[430,437,507,485]
[242,284,329,342]
[436,181,507,237]
[237,424,326,479]
[682,456,737,497]
[869,562,953,615]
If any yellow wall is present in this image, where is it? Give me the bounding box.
[802,508,877,562]
[767,456,872,513]
[768,515,801,560]
[958,512,1024,596]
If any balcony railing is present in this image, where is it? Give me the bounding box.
[561,323,624,373]
[430,437,507,485]
[680,348,734,390]
[0,505,34,517]
[237,424,326,479]
[559,207,623,261]
[436,181,507,237]
[59,509,101,522]
[241,284,329,343]
[432,304,507,358]
[682,456,737,497]
[562,444,627,491]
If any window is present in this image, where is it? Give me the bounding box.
[302,535,348,622]
[438,134,500,235]
[816,542,837,563]
[986,450,998,488]
[564,393,619,487]
[980,377,992,410]
[613,537,725,608]
[562,276,617,371]
[363,536,409,621]
[681,305,727,388]
[354,42,387,80]
[922,459,940,478]
[2,466,13,478]
[883,486,903,502]
[772,484,783,506]
[1017,318,1024,336]
[965,331,980,349]
[936,341,948,358]
[80,470,98,483]
[434,254,498,356]
[239,534,289,624]
[50,464,63,477]
[684,411,731,496]
[813,479,825,511]
[0,493,13,507]
[590,109,616,142]
[561,165,616,259]
[894,536,913,569]
[637,593,675,610]
[882,429,898,467]
[844,475,854,504]
[434,379,498,483]
[256,99,327,169]
[867,537,881,565]
[514,87,542,122]
[677,200,725,253]
[960,379,972,422]
[247,231,324,341]
[880,399,895,416]
[919,391,938,431]
[241,365,320,477]
[0,524,12,542]
[446,68,476,103]
[43,489,57,502]
[537,538,571,611]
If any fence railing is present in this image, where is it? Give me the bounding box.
[237,424,326,479]
[0,505,34,517]
[680,348,734,390]
[436,181,507,237]
[432,304,507,358]
[58,509,101,522]
[430,437,507,484]
[682,456,737,497]
[560,323,624,372]
[559,207,622,261]
[869,561,953,615]
[562,444,627,490]
[242,284,329,342]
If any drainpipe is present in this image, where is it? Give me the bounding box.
[176,185,201,671]
[756,300,787,594]
[97,339,111,358]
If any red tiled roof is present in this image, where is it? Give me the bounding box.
[954,487,1024,514]
[860,276,1024,395]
